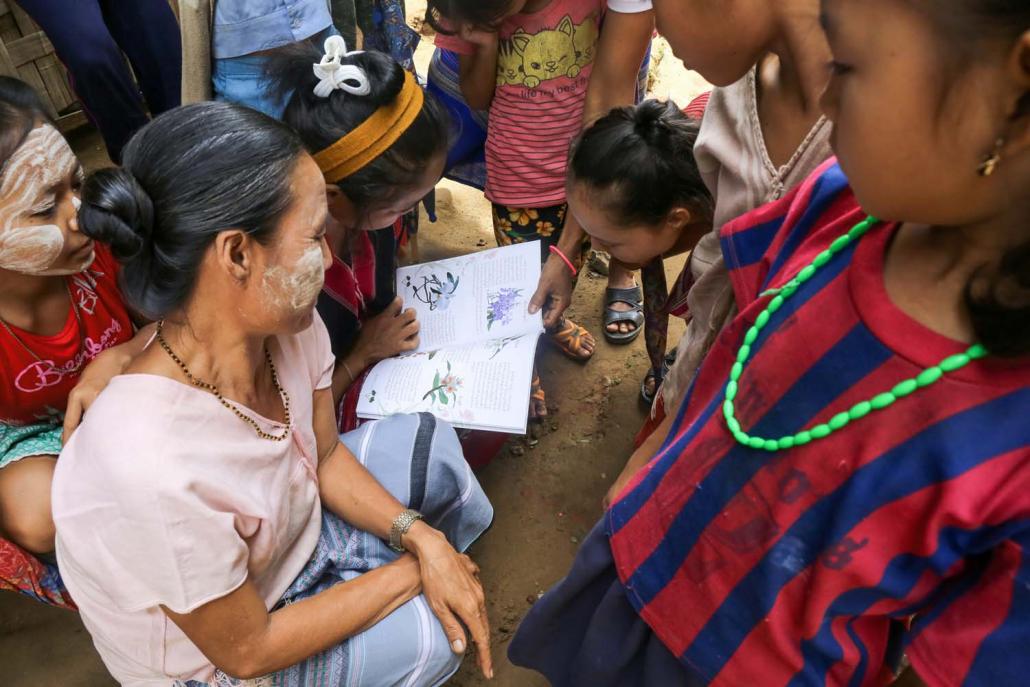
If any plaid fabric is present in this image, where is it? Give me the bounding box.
[187,414,493,687]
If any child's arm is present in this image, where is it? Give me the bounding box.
[529,10,655,327]
[456,28,500,110]
[62,322,156,442]
[583,8,654,123]
[329,298,420,404]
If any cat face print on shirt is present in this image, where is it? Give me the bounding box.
[497,42,525,86]
[498,13,599,89]
[572,17,598,67]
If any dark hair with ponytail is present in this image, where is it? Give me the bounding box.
[924,0,1030,357]
[267,42,448,216]
[568,99,713,227]
[424,0,515,33]
[79,101,305,320]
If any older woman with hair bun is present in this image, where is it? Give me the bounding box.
[52,101,494,686]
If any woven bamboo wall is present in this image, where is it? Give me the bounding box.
[0,0,88,131]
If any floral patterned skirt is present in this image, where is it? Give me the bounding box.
[490,202,591,271]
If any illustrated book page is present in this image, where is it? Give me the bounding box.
[356,241,544,434]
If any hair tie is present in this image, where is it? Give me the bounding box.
[313,35,371,99]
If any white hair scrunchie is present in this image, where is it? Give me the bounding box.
[313,35,371,99]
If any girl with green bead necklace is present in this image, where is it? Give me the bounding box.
[508,1,1030,685]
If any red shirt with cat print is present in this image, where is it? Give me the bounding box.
[436,0,606,207]
[0,246,133,426]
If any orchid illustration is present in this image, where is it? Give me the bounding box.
[406,272,460,311]
[422,361,463,406]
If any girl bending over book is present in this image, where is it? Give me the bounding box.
[510,0,1030,684]
[565,99,713,484]
[269,39,440,413]
[269,38,515,459]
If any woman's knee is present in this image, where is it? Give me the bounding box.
[0,456,57,554]
[358,593,465,686]
[416,598,466,685]
[1,501,56,554]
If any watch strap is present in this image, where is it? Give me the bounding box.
[388,509,423,553]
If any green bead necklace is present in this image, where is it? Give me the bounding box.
[724,215,988,452]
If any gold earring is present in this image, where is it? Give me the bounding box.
[977,138,1005,177]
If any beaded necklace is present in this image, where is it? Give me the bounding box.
[156,320,292,442]
[724,215,988,451]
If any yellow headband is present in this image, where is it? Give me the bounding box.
[313,71,425,183]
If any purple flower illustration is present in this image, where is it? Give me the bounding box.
[487,288,523,330]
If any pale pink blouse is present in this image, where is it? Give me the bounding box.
[53,316,335,686]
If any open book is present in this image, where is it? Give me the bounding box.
[356,241,544,434]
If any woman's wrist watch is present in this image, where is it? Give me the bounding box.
[389,509,424,553]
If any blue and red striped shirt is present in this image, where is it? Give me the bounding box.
[608,161,1030,686]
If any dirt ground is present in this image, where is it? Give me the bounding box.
[0,9,707,686]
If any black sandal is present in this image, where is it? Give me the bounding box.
[603,285,644,345]
[640,348,678,405]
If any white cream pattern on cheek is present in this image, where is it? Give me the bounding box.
[262,244,326,312]
[0,125,77,274]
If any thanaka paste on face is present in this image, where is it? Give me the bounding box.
[262,243,326,314]
[0,125,84,275]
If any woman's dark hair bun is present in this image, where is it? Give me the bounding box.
[80,167,154,261]
[78,101,304,320]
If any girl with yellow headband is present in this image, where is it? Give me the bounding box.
[270,38,544,448]
[268,38,448,412]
